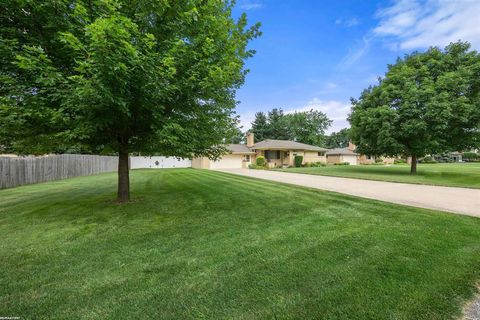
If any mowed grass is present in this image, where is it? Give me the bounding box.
[1,169,479,319]
[276,163,480,188]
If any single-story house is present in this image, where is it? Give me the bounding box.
[432,151,463,163]
[192,133,327,169]
[326,142,396,165]
[326,147,358,165]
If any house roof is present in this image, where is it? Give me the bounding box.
[252,139,326,151]
[326,147,358,156]
[226,144,256,154]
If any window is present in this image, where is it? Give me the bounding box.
[318,152,325,156]
[265,150,280,160]
[367,155,372,160]
[244,155,250,162]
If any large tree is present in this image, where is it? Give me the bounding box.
[285,109,332,146]
[267,108,289,140]
[0,0,260,201]
[349,42,480,173]
[227,125,245,144]
[250,111,269,142]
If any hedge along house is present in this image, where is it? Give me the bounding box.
[192,133,327,169]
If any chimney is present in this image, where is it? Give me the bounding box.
[347,141,356,151]
[246,132,254,147]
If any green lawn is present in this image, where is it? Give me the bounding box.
[1,169,479,319]
[276,163,480,188]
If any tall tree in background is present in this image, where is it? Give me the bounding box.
[349,42,480,174]
[227,126,245,144]
[286,109,332,146]
[250,112,269,142]
[249,108,331,146]
[0,0,260,201]
[325,128,350,148]
[267,108,289,140]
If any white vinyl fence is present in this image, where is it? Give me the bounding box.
[0,154,118,189]
[130,156,191,169]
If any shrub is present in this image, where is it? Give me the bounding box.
[334,162,350,166]
[394,158,407,164]
[375,157,383,163]
[310,161,326,167]
[294,155,303,167]
[256,156,266,167]
[463,152,479,161]
[304,162,312,167]
[248,164,264,169]
[419,156,437,164]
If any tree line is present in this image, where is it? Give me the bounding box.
[248,108,333,147]
[228,108,350,149]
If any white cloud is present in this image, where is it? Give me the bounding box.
[239,111,256,131]
[239,1,263,10]
[337,36,372,70]
[285,98,351,133]
[335,18,360,27]
[239,98,351,134]
[374,0,480,50]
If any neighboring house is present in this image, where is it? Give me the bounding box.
[433,151,463,163]
[326,147,358,165]
[351,142,397,165]
[326,142,396,165]
[192,133,327,169]
[357,154,396,165]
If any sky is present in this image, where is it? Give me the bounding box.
[232,0,480,133]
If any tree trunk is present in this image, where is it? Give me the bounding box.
[410,154,417,174]
[117,150,130,202]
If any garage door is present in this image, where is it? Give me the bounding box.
[210,154,243,169]
[343,155,358,165]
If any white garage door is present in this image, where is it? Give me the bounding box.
[210,154,243,169]
[343,155,358,165]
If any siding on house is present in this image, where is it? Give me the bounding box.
[304,151,326,163]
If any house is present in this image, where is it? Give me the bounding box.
[192,133,327,169]
[326,147,358,165]
[432,151,463,163]
[326,142,396,165]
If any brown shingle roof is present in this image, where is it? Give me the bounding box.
[326,148,358,156]
[252,139,326,151]
[226,144,256,154]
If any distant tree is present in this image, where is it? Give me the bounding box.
[249,108,332,145]
[251,112,269,142]
[0,0,260,201]
[349,42,480,174]
[267,108,289,140]
[286,109,331,146]
[227,126,245,144]
[326,128,350,148]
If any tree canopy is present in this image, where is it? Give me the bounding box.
[250,108,331,146]
[349,42,480,173]
[0,0,260,201]
[325,128,350,149]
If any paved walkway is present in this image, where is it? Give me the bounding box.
[217,169,480,218]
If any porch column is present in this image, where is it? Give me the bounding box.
[288,150,294,166]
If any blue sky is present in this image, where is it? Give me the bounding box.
[232,0,480,133]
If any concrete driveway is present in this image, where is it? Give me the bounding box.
[217,169,480,218]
